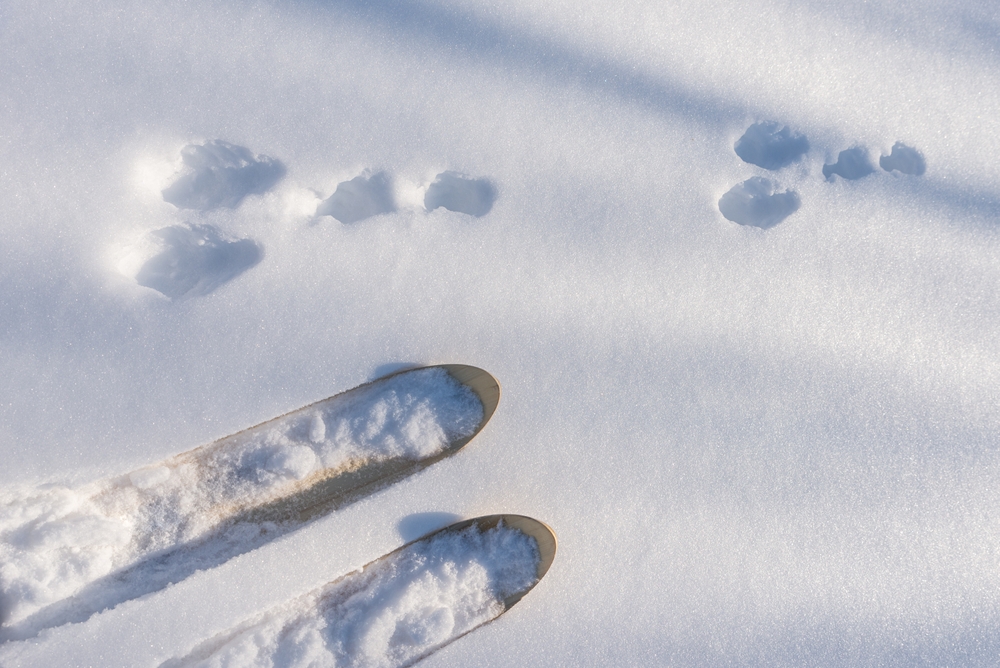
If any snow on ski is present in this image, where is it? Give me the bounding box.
[0,365,500,641]
[164,515,556,668]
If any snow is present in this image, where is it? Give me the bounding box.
[3,0,1000,665]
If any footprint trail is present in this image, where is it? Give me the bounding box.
[0,365,500,642]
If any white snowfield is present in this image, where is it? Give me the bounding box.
[165,521,539,668]
[0,368,482,641]
[4,0,1000,664]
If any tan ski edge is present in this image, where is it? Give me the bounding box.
[184,363,500,459]
[397,515,557,668]
[227,364,501,524]
[399,514,557,610]
[162,515,554,668]
[439,364,501,449]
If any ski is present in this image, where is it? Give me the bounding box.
[165,514,557,668]
[0,364,500,640]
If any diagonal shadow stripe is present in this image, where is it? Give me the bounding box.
[295,0,749,129]
[288,0,1000,229]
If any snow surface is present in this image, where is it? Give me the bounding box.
[4,0,1000,664]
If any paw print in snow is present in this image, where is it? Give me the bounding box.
[316,171,396,224]
[162,140,285,211]
[720,121,805,229]
[121,223,262,300]
[879,142,926,176]
[822,148,875,180]
[734,122,810,170]
[424,172,496,217]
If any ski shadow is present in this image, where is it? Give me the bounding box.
[369,361,423,380]
[397,511,462,541]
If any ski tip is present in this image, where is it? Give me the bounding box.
[435,513,556,610]
[438,364,501,437]
[368,363,500,454]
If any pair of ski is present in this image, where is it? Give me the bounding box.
[0,364,555,667]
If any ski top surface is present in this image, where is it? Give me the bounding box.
[117,362,503,530]
[0,364,500,640]
[407,514,558,610]
[164,514,557,668]
[193,363,501,462]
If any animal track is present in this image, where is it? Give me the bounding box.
[822,147,875,180]
[162,140,285,211]
[880,142,926,176]
[718,122,805,228]
[130,150,500,299]
[120,223,262,300]
[718,177,801,229]
[316,171,396,223]
[734,121,810,170]
[719,120,926,229]
[424,171,497,217]
[0,366,496,642]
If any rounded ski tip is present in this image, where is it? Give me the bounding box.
[435,513,556,610]
[438,364,501,436]
[370,363,500,454]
